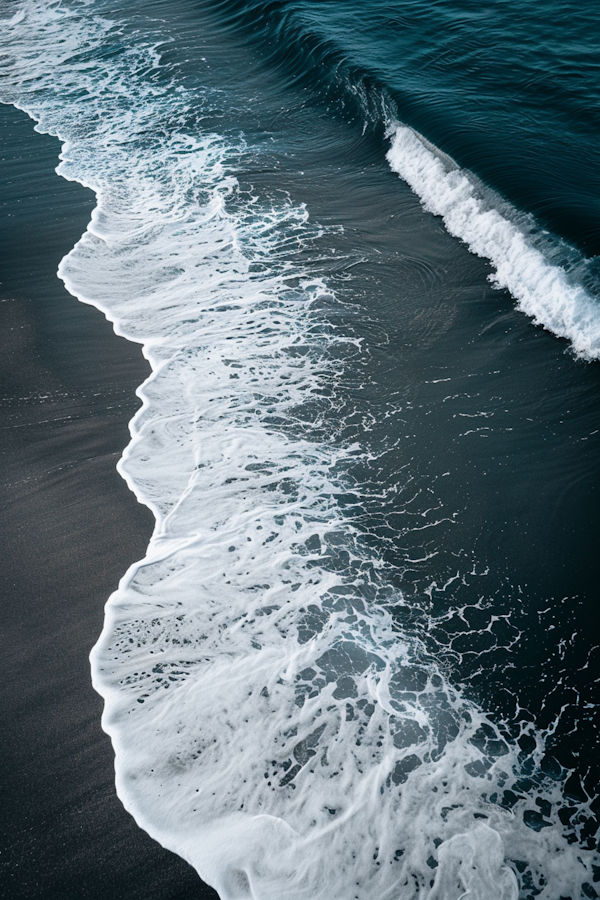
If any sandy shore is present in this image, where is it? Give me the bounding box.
[0,103,218,900]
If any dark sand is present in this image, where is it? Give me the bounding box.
[0,104,218,899]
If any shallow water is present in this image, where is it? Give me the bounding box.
[2,0,600,897]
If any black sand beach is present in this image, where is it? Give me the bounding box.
[0,104,218,899]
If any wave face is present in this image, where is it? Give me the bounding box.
[2,1,600,899]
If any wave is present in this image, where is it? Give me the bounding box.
[386,125,600,359]
[1,2,598,899]
[202,0,600,360]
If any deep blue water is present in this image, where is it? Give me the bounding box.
[2,0,600,896]
[213,0,600,258]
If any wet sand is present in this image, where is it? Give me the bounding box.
[0,103,218,900]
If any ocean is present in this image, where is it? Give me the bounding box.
[1,0,599,897]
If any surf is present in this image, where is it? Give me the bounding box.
[386,124,600,360]
[1,1,599,898]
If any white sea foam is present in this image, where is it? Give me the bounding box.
[386,124,600,360]
[1,2,598,898]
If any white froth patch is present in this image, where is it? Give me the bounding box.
[386,124,600,359]
[1,4,598,899]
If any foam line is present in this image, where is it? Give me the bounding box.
[386,124,600,359]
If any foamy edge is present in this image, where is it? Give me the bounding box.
[386,124,600,359]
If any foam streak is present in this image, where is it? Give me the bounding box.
[387,124,600,359]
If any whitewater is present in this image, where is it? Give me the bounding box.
[386,125,600,360]
[1,1,599,898]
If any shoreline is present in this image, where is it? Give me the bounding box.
[0,103,218,899]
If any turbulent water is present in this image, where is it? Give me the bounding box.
[2,0,600,897]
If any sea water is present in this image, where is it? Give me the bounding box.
[1,0,599,897]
